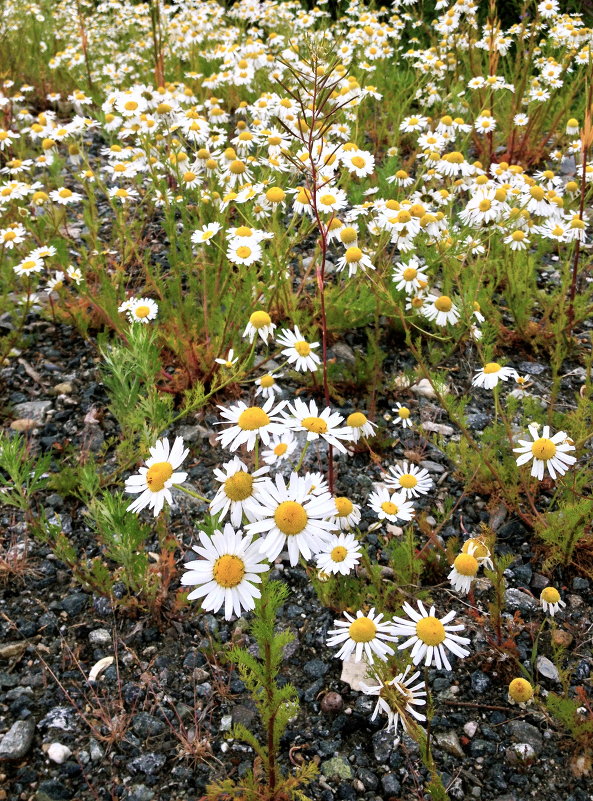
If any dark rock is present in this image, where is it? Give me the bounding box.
[231,704,256,727]
[357,768,379,791]
[304,658,328,678]
[132,713,165,739]
[37,779,73,800]
[512,563,533,585]
[471,670,491,694]
[127,752,166,775]
[321,691,344,714]
[61,592,88,616]
[372,730,393,763]
[381,774,401,797]
[518,361,546,375]
[507,720,543,754]
[572,577,589,591]
[467,412,490,430]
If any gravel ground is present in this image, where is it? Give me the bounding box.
[1,313,593,801]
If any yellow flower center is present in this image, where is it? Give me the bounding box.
[266,187,285,203]
[224,471,254,501]
[347,412,367,428]
[319,193,336,206]
[345,246,363,263]
[183,171,197,182]
[230,159,246,174]
[531,437,556,461]
[235,226,252,237]
[530,185,545,201]
[59,188,72,198]
[236,245,252,259]
[294,340,311,356]
[508,678,534,704]
[403,267,417,281]
[237,407,270,431]
[398,473,417,489]
[478,199,491,212]
[260,374,275,388]
[20,261,36,271]
[134,305,150,318]
[340,226,358,244]
[416,616,446,646]
[274,501,308,535]
[124,100,139,111]
[453,553,479,576]
[3,231,16,241]
[213,554,245,588]
[541,586,560,604]
[351,156,365,169]
[301,416,328,434]
[397,406,410,419]
[274,443,288,456]
[249,310,271,328]
[335,497,354,516]
[511,230,525,241]
[483,362,501,374]
[348,616,377,642]
[381,501,398,516]
[331,546,348,562]
[146,461,173,492]
[435,295,452,312]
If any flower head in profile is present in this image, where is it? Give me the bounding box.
[448,551,480,595]
[360,665,427,735]
[540,586,566,617]
[180,524,270,619]
[125,436,188,516]
[326,608,398,664]
[508,677,534,708]
[472,362,517,389]
[391,601,471,670]
[513,423,576,480]
[243,310,276,343]
[329,496,361,530]
[346,411,377,443]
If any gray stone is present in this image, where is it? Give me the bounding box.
[572,577,590,591]
[89,628,111,646]
[61,592,88,616]
[372,729,393,763]
[13,400,52,421]
[0,719,35,759]
[507,720,543,754]
[420,459,446,474]
[231,704,256,727]
[518,361,546,375]
[531,573,549,590]
[422,421,455,436]
[467,412,491,430]
[471,670,491,694]
[435,730,464,758]
[132,713,165,738]
[304,658,328,678]
[219,715,233,732]
[381,774,401,797]
[506,742,536,765]
[536,655,560,682]
[332,342,356,365]
[320,756,353,780]
[127,752,166,775]
[125,786,154,801]
[504,588,539,612]
[39,707,75,731]
[89,738,103,762]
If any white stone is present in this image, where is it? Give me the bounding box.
[47,742,72,764]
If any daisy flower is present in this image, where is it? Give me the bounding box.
[540,586,566,617]
[245,472,336,565]
[210,457,269,527]
[180,524,270,619]
[304,471,330,496]
[316,532,362,575]
[49,187,82,205]
[342,150,375,177]
[336,246,375,276]
[422,295,460,326]
[513,423,576,480]
[392,258,429,293]
[385,462,433,499]
[508,678,534,708]
[368,487,415,523]
[227,239,262,266]
[345,411,376,443]
[326,608,398,664]
[0,224,26,248]
[393,403,413,429]
[276,326,321,372]
[215,349,238,369]
[125,436,189,516]
[448,551,480,595]
[191,222,222,244]
[255,372,283,400]
[472,362,517,389]
[13,256,44,277]
[283,398,350,453]
[261,431,298,466]
[392,601,471,670]
[216,397,286,452]
[504,230,530,251]
[243,310,276,343]
[329,496,361,531]
[316,188,348,213]
[360,666,426,735]
[127,297,158,323]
